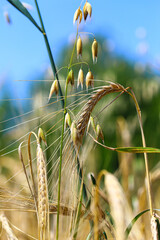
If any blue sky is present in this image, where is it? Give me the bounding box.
[1,0,160,97]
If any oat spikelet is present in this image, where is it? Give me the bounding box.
[48,80,59,101]
[77,36,82,59]
[67,69,74,86]
[76,83,123,146]
[151,214,159,240]
[71,121,78,146]
[83,1,92,21]
[86,70,94,90]
[38,128,47,146]
[0,213,18,240]
[77,68,84,88]
[96,124,104,141]
[37,143,49,240]
[92,38,98,63]
[65,112,72,128]
[73,7,82,24]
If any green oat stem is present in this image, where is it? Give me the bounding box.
[34,0,64,108]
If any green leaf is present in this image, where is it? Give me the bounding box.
[90,173,96,186]
[115,146,160,154]
[125,209,149,237]
[86,232,92,240]
[7,0,42,32]
[103,231,108,239]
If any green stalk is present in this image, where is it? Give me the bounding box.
[56,81,68,240]
[34,0,64,108]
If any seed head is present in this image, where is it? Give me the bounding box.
[67,69,74,86]
[48,79,59,101]
[92,38,98,63]
[71,122,78,146]
[96,124,104,141]
[77,36,82,59]
[4,11,11,24]
[86,70,94,89]
[65,112,72,128]
[151,214,159,240]
[87,115,96,134]
[73,7,82,24]
[83,1,92,21]
[38,128,47,146]
[90,116,96,132]
[77,68,84,88]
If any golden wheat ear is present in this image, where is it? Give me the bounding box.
[27,131,50,240]
[0,213,18,240]
[36,143,50,240]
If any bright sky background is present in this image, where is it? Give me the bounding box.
[1,0,160,97]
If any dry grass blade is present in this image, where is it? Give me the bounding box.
[93,170,115,240]
[105,172,127,240]
[104,172,144,240]
[0,213,18,240]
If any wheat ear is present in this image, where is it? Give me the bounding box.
[0,213,18,240]
[151,213,159,240]
[27,132,50,240]
[75,83,124,146]
[37,142,50,240]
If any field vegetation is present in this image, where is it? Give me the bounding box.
[0,1,160,240]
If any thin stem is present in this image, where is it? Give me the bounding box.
[73,178,83,239]
[70,61,89,69]
[56,30,79,240]
[78,31,95,38]
[127,89,153,216]
[56,82,68,240]
[18,142,35,206]
[34,0,64,108]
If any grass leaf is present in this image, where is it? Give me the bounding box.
[125,209,149,237]
[116,146,160,153]
[7,0,42,32]
[86,232,92,240]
